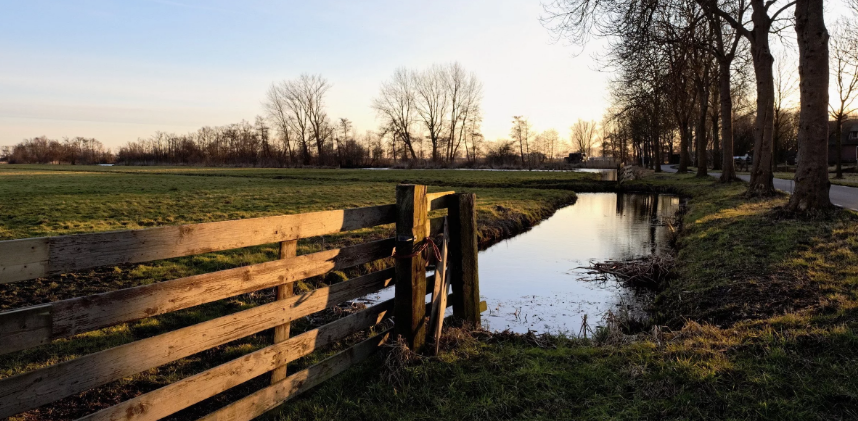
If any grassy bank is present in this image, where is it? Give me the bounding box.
[270,172,858,420]
[0,165,593,420]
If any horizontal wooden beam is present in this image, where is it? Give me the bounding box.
[428,191,456,211]
[0,268,395,419]
[0,204,396,284]
[79,299,394,421]
[197,329,393,421]
[0,238,395,356]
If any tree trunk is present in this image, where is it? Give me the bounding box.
[696,79,710,177]
[787,0,832,211]
[718,59,737,181]
[712,85,722,171]
[835,118,843,178]
[654,99,663,172]
[678,121,692,173]
[746,6,776,196]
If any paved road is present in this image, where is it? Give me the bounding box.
[659,164,858,211]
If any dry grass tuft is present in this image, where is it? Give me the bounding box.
[380,335,424,387]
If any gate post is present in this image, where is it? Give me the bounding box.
[449,193,481,327]
[394,184,428,351]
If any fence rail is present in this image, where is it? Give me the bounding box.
[0,185,480,420]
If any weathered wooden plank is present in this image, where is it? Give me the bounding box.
[0,238,394,356]
[0,204,396,284]
[197,329,392,421]
[79,299,394,421]
[449,193,481,326]
[430,217,449,355]
[0,268,395,419]
[271,239,297,384]
[427,191,455,211]
[394,185,428,352]
[0,238,49,284]
[0,304,52,354]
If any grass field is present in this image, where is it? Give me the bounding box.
[3,166,858,420]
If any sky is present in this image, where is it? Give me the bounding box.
[0,0,613,149]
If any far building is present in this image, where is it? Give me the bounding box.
[829,119,858,165]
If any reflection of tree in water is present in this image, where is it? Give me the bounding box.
[615,193,675,257]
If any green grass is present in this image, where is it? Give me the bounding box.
[0,165,596,420]
[5,166,858,420]
[269,172,858,421]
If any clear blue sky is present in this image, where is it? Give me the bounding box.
[0,0,612,149]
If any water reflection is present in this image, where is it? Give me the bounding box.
[358,192,680,335]
[479,193,679,334]
[572,168,618,181]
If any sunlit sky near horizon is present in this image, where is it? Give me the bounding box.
[0,0,616,149]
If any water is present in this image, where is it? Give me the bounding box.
[572,168,617,181]
[358,192,680,335]
[479,193,679,334]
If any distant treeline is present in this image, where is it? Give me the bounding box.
[116,117,385,168]
[119,63,489,168]
[2,137,114,165]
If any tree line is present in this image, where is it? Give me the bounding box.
[2,136,113,165]
[114,63,487,168]
[543,0,858,211]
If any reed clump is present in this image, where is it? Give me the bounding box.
[585,254,675,289]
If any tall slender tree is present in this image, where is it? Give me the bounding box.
[786,0,830,211]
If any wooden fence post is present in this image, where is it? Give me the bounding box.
[271,239,297,384]
[394,184,429,352]
[449,193,481,327]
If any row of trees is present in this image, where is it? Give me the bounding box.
[3,136,113,164]
[114,63,486,167]
[543,0,858,211]
[116,117,385,167]
[113,113,604,168]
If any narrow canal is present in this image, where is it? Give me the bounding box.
[359,192,680,335]
[479,193,680,334]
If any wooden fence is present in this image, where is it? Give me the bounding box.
[0,184,482,421]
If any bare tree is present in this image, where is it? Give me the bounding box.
[510,116,533,167]
[266,75,330,165]
[773,51,798,170]
[445,63,484,163]
[414,65,449,162]
[705,2,745,181]
[298,75,333,164]
[542,129,561,160]
[786,0,831,211]
[571,119,597,157]
[462,114,484,163]
[336,118,354,165]
[828,18,858,179]
[264,84,296,164]
[374,68,418,160]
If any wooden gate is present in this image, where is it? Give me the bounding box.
[0,184,480,420]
